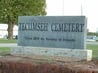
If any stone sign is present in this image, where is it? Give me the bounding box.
[18,16,87,49]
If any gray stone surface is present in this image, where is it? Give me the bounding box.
[11,47,92,61]
[18,16,87,49]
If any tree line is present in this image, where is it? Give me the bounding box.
[87,32,98,37]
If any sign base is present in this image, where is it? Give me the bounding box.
[11,46,92,61]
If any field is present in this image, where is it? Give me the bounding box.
[0,47,10,55]
[87,44,98,59]
[0,39,17,43]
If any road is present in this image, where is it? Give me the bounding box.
[0,43,17,47]
[0,42,97,47]
[86,41,98,45]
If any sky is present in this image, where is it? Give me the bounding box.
[46,0,98,32]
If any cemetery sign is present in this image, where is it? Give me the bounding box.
[18,16,87,49]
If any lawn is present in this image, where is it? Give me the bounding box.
[0,39,17,43]
[0,47,10,55]
[87,45,98,59]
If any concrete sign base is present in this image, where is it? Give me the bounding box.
[11,46,92,61]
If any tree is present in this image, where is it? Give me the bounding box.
[87,32,98,37]
[0,0,46,39]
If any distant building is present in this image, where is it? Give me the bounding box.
[0,24,18,38]
[96,37,98,41]
[87,35,96,42]
[96,28,98,33]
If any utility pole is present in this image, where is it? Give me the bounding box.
[62,0,64,15]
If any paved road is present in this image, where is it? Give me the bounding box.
[0,43,17,47]
[86,42,98,45]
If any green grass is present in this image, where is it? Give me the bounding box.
[0,47,10,55]
[87,45,98,59]
[0,39,17,43]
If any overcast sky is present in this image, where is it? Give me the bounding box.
[46,0,98,32]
